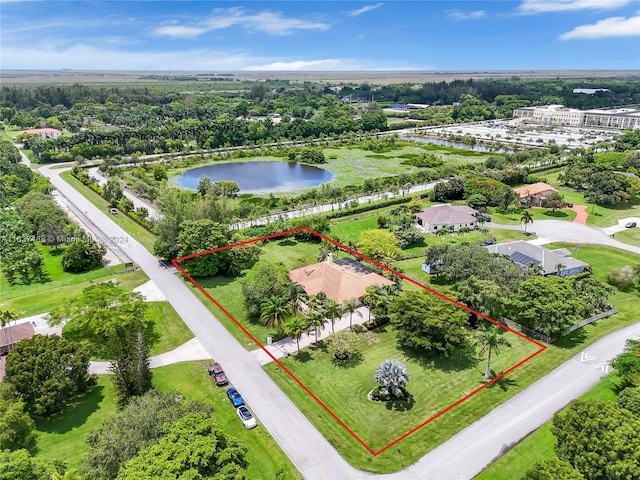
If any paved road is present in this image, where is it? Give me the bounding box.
[38,161,640,480]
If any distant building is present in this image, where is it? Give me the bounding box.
[289,255,393,304]
[573,88,610,95]
[513,105,640,130]
[484,241,588,277]
[514,182,558,206]
[19,127,62,139]
[415,204,479,234]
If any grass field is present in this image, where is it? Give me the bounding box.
[62,300,194,359]
[475,373,621,479]
[60,170,157,251]
[264,326,539,462]
[1,243,119,301]
[36,362,301,479]
[488,206,576,225]
[613,227,640,247]
[2,269,148,317]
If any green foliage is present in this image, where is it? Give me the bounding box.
[116,413,248,480]
[520,458,584,480]
[606,265,635,290]
[611,339,640,387]
[327,330,359,360]
[402,152,444,168]
[357,229,400,264]
[618,386,640,416]
[226,234,261,277]
[299,147,326,164]
[476,323,511,379]
[0,210,46,285]
[61,234,106,273]
[0,449,52,480]
[176,220,229,277]
[282,315,309,354]
[241,261,291,319]
[4,335,95,418]
[374,359,410,398]
[455,276,507,320]
[508,276,583,338]
[14,192,69,246]
[389,290,471,356]
[432,177,465,202]
[259,295,292,334]
[552,399,640,480]
[0,397,36,451]
[83,390,212,480]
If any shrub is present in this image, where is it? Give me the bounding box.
[607,265,635,289]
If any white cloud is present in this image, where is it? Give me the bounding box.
[349,3,384,17]
[520,0,631,13]
[153,7,330,38]
[560,13,640,38]
[447,10,486,20]
[243,59,424,71]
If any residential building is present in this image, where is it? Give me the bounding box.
[289,254,393,304]
[415,204,479,234]
[484,241,588,276]
[0,322,35,356]
[514,182,558,206]
[19,127,62,138]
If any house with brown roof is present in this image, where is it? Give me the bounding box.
[415,204,479,234]
[0,322,35,356]
[19,127,62,139]
[289,254,393,304]
[514,182,557,206]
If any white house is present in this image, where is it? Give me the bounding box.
[19,128,62,139]
[415,205,479,234]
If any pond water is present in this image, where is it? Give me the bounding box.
[404,136,511,153]
[174,161,334,194]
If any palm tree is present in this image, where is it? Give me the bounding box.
[259,295,292,335]
[306,308,326,344]
[458,226,471,238]
[324,299,342,334]
[374,359,410,398]
[286,282,307,316]
[361,287,379,322]
[476,324,511,380]
[555,263,566,277]
[435,228,448,243]
[520,210,534,233]
[283,315,308,355]
[342,298,362,331]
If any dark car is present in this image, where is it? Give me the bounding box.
[625,221,637,228]
[207,362,228,386]
[226,387,244,407]
[482,215,492,222]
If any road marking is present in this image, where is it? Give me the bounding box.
[591,363,611,374]
[580,352,597,362]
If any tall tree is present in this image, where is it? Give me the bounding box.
[520,210,533,233]
[259,295,292,335]
[0,395,36,451]
[116,413,248,480]
[521,459,584,480]
[286,282,307,316]
[357,229,400,265]
[241,261,291,319]
[476,323,511,379]
[0,449,52,480]
[341,298,362,331]
[283,316,309,355]
[4,335,95,418]
[324,299,342,334]
[176,220,229,277]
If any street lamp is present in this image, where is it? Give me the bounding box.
[397,447,403,467]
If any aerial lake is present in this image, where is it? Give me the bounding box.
[174,161,334,194]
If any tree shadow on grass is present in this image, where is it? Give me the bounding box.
[291,350,314,363]
[552,327,588,350]
[194,274,241,289]
[331,351,364,369]
[385,395,415,412]
[543,211,569,218]
[36,384,105,435]
[399,344,480,372]
[277,239,298,247]
[486,374,518,392]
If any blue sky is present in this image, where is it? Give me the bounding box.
[1,1,638,70]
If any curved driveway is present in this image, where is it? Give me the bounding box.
[40,163,640,480]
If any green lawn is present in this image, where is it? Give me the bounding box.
[614,227,640,247]
[488,207,576,226]
[36,362,301,479]
[2,270,148,317]
[475,373,621,479]
[1,243,118,301]
[188,238,320,349]
[264,327,539,471]
[62,301,194,360]
[60,171,157,251]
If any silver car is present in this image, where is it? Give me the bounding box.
[236,406,257,429]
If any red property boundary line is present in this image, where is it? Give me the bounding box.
[173,227,547,456]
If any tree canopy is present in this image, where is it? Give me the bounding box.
[389,290,471,356]
[241,261,291,319]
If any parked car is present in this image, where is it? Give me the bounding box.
[207,362,228,386]
[226,387,244,407]
[482,215,492,222]
[236,406,257,429]
[108,208,118,215]
[625,221,637,228]
[565,202,574,208]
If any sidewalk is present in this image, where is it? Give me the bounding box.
[89,337,209,374]
[251,306,369,365]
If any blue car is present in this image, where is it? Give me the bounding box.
[226,387,244,407]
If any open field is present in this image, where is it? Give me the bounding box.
[3,70,638,86]
[488,206,576,225]
[0,243,119,300]
[475,372,621,479]
[60,171,157,251]
[2,269,148,317]
[35,361,301,479]
[264,326,539,455]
